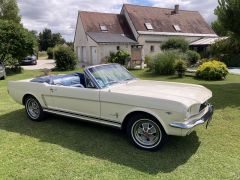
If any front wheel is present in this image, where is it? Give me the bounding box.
[127,114,167,151]
[25,96,45,121]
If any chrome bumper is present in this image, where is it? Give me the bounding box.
[170,104,214,129]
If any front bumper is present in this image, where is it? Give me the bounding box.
[170,104,214,134]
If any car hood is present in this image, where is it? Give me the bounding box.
[108,80,212,108]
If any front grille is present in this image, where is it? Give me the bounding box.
[199,102,208,112]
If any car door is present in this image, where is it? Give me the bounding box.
[48,75,100,118]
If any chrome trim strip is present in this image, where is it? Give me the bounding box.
[170,104,214,129]
[43,108,121,129]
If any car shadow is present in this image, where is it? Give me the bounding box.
[0,109,200,174]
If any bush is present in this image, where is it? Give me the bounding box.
[161,38,189,52]
[153,51,179,75]
[107,50,130,66]
[219,54,240,67]
[145,55,155,71]
[55,46,77,71]
[186,50,201,65]
[196,60,228,80]
[208,38,240,67]
[47,48,54,59]
[175,59,187,78]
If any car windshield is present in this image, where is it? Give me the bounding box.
[87,64,136,88]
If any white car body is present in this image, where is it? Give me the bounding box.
[8,64,213,137]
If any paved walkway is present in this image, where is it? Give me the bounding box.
[228,68,240,75]
[21,60,55,70]
[187,68,240,76]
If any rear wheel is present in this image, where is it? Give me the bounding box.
[24,96,45,121]
[127,114,167,151]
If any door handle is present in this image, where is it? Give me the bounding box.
[50,88,57,92]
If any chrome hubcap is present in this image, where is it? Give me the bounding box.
[132,119,162,148]
[26,98,40,119]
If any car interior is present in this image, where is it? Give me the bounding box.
[31,73,88,88]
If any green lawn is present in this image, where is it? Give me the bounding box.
[0,69,240,179]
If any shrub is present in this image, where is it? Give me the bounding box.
[208,38,240,67]
[175,59,187,78]
[186,50,201,65]
[47,48,54,59]
[55,46,77,71]
[144,55,155,71]
[107,50,130,66]
[219,54,240,67]
[161,38,189,52]
[196,60,228,80]
[153,51,179,75]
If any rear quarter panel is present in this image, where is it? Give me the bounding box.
[8,81,50,108]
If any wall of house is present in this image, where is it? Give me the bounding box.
[137,35,203,58]
[74,13,98,65]
[97,44,132,64]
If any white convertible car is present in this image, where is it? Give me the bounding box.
[8,64,214,150]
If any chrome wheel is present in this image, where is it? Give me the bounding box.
[131,119,162,148]
[26,98,40,119]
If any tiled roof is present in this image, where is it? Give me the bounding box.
[123,4,216,35]
[87,32,137,44]
[79,11,135,40]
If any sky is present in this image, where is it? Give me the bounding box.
[17,0,218,41]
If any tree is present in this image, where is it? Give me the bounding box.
[39,28,52,51]
[38,28,65,51]
[52,33,65,46]
[161,38,189,52]
[0,0,21,23]
[0,20,37,63]
[215,0,240,38]
[211,20,228,36]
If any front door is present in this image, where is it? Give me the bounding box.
[91,47,98,65]
[49,86,100,118]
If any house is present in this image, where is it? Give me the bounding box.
[74,4,217,67]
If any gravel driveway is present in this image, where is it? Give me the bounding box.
[21,60,55,70]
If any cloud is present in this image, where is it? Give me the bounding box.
[17,0,218,41]
[17,0,129,41]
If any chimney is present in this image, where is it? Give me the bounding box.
[174,4,179,14]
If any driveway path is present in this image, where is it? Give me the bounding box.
[228,68,240,75]
[21,60,55,70]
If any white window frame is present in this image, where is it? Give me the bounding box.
[144,23,154,30]
[173,25,181,32]
[100,25,108,32]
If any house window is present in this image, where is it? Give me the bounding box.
[150,45,155,52]
[100,25,108,32]
[144,23,154,30]
[173,25,181,32]
[117,46,120,51]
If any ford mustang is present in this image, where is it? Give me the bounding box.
[8,64,214,150]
